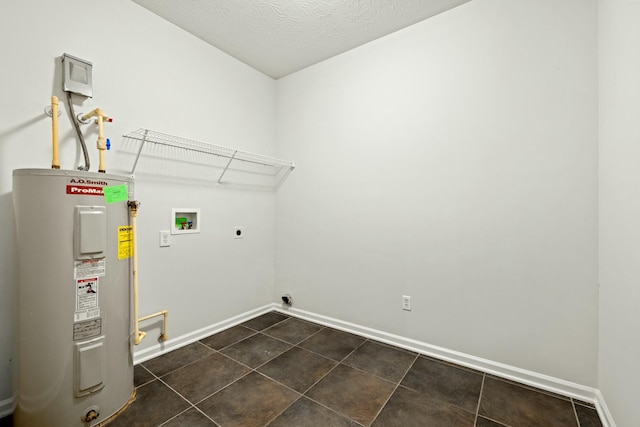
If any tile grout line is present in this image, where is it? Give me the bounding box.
[287,335,372,410]
[183,324,327,409]
[368,351,421,426]
[267,328,328,347]
[258,337,370,425]
[135,363,159,388]
[338,336,369,362]
[397,355,485,407]
[142,344,258,421]
[288,331,364,365]
[331,357,407,388]
[137,357,222,426]
[147,313,328,410]
[241,313,291,332]
[218,333,294,367]
[134,313,292,426]
[571,398,583,427]
[480,416,511,427]
[246,348,369,426]
[251,369,304,427]
[240,317,329,350]
[260,335,416,426]
[294,388,367,427]
[186,336,336,409]
[202,327,258,352]
[339,338,420,385]
[219,342,368,427]
[484,373,572,402]
[154,376,213,427]
[187,353,256,407]
[473,373,486,427]
[247,313,363,426]
[141,341,216,379]
[295,351,343,393]
[154,407,191,427]
[154,346,261,411]
[193,406,222,427]
[155,405,221,427]
[144,315,464,426]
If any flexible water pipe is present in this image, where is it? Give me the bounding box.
[128,201,168,345]
[51,96,60,169]
[65,92,90,171]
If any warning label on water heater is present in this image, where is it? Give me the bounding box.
[73,318,102,341]
[75,277,100,322]
[118,226,133,260]
[74,259,106,279]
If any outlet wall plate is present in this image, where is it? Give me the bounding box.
[159,230,170,247]
[402,295,411,311]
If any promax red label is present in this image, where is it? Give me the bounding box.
[66,185,104,196]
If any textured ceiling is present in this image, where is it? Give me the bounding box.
[133,0,472,79]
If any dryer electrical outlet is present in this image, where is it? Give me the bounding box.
[402,295,411,311]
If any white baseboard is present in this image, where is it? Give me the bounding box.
[0,396,15,419]
[593,389,617,427]
[133,304,274,365]
[131,302,616,427]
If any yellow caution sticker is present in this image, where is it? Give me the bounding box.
[118,226,133,260]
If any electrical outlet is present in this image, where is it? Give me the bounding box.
[402,295,411,311]
[159,230,170,247]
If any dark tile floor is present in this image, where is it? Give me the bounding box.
[0,311,605,427]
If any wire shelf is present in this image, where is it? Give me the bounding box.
[122,129,295,187]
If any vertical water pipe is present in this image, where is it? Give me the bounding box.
[96,108,106,173]
[128,200,168,345]
[51,96,60,169]
[127,201,145,345]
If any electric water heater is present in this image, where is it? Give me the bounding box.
[13,169,134,427]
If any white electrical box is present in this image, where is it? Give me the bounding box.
[62,53,93,97]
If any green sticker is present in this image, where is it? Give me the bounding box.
[103,184,128,204]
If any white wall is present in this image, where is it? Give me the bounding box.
[598,0,640,425]
[0,0,277,405]
[276,0,599,386]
